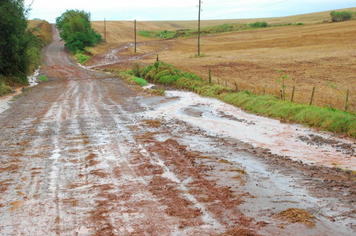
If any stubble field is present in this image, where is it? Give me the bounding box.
[90,7,356,112]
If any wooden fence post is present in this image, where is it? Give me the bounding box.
[310,87,316,106]
[291,86,295,102]
[156,54,159,62]
[345,89,349,111]
[263,85,267,95]
[209,69,212,84]
[235,82,238,92]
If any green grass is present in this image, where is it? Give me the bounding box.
[118,71,148,86]
[139,21,303,39]
[0,81,13,97]
[132,77,148,86]
[139,29,178,39]
[37,75,48,82]
[138,62,356,138]
[190,53,206,58]
[75,52,90,64]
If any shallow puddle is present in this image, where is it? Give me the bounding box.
[0,95,14,114]
[142,90,356,170]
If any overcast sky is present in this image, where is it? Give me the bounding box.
[25,0,356,23]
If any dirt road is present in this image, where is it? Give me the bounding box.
[1,26,356,236]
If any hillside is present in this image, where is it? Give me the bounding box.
[90,7,356,111]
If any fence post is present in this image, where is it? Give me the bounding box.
[156,54,159,62]
[209,69,212,84]
[291,86,295,102]
[310,87,316,106]
[263,85,267,95]
[235,82,238,92]
[217,79,220,85]
[345,89,349,111]
[280,90,283,100]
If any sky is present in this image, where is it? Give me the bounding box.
[24,0,356,23]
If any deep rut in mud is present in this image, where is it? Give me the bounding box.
[0,26,356,236]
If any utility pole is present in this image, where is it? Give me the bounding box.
[104,18,107,43]
[198,0,201,56]
[134,19,137,53]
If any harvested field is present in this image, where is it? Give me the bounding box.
[90,7,356,111]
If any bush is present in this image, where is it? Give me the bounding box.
[56,10,102,54]
[250,21,268,28]
[0,0,35,83]
[330,11,353,22]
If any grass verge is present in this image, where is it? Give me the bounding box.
[75,52,91,64]
[136,61,356,138]
[0,81,13,97]
[37,75,48,82]
[118,71,148,86]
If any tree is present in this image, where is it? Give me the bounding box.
[56,10,102,53]
[330,11,353,22]
[0,0,32,82]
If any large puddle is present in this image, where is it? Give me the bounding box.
[142,90,356,171]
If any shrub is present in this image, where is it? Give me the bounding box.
[56,10,102,54]
[0,0,42,83]
[330,11,353,22]
[250,21,268,28]
[75,53,90,64]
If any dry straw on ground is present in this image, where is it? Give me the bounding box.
[276,208,317,227]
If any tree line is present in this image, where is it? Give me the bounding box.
[0,0,36,85]
[0,2,101,95]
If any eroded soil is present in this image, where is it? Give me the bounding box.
[1,26,356,236]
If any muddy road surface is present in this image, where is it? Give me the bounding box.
[1,27,356,236]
